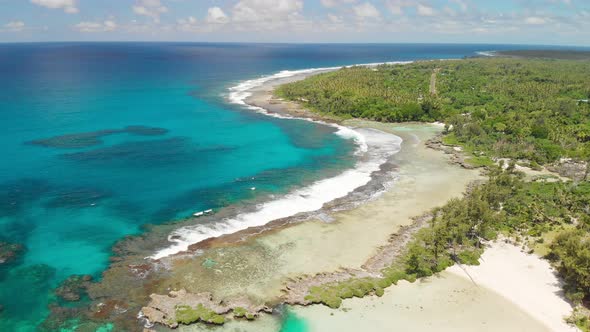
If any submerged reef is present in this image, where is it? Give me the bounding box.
[27,125,169,149]
[0,242,24,264]
[59,137,228,167]
[11,264,57,291]
[45,187,113,209]
[0,178,52,218]
[55,275,94,302]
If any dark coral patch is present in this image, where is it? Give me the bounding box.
[45,187,112,209]
[0,178,52,218]
[27,125,169,149]
[55,274,93,302]
[0,242,24,265]
[60,137,235,167]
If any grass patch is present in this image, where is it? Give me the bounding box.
[175,304,225,325]
[304,277,387,309]
[465,156,495,168]
[529,224,575,257]
[232,307,255,320]
[441,133,461,146]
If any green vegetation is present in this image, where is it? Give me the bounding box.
[175,304,225,325]
[550,229,590,304]
[568,308,590,332]
[465,156,495,168]
[304,277,387,309]
[496,50,590,61]
[284,57,590,324]
[232,307,255,320]
[232,307,247,318]
[277,58,590,165]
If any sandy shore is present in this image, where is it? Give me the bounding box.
[291,271,553,332]
[447,241,578,332]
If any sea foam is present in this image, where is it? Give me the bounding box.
[151,64,405,260]
[476,51,497,57]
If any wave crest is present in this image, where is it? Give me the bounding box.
[151,65,404,260]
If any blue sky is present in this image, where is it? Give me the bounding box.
[0,0,589,45]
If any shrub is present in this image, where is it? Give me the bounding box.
[175,304,225,325]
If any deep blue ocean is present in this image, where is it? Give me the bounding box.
[0,43,584,331]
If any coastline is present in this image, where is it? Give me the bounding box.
[235,66,579,331]
[140,66,482,327]
[246,67,579,332]
[151,64,408,260]
[97,62,575,332]
[7,43,588,332]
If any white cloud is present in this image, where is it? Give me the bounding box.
[231,0,307,30]
[177,16,197,25]
[104,20,117,31]
[133,0,168,23]
[206,7,229,24]
[176,16,199,31]
[327,14,343,24]
[321,0,356,8]
[74,20,118,32]
[31,0,78,14]
[176,8,229,33]
[4,21,26,32]
[233,0,303,22]
[525,16,548,25]
[416,3,436,16]
[450,0,467,12]
[353,2,381,19]
[385,0,412,15]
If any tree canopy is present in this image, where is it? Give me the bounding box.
[277,58,590,164]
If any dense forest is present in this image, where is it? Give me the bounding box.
[276,59,590,164]
[282,58,590,330]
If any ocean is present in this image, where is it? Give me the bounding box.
[0,42,573,331]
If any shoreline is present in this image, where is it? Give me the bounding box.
[139,65,485,328]
[447,240,578,332]
[246,66,579,331]
[212,65,578,331]
[100,62,574,332]
[151,64,407,260]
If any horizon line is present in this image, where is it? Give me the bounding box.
[0,41,589,48]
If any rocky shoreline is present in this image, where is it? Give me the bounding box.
[139,209,440,329]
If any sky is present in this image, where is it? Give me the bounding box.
[0,0,588,45]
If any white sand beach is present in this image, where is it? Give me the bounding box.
[447,241,579,332]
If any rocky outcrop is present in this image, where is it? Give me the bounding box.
[362,213,433,272]
[280,212,434,306]
[140,289,271,328]
[547,159,588,181]
[281,269,376,305]
[425,135,475,169]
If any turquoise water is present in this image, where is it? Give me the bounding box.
[0,43,576,330]
[280,310,309,332]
